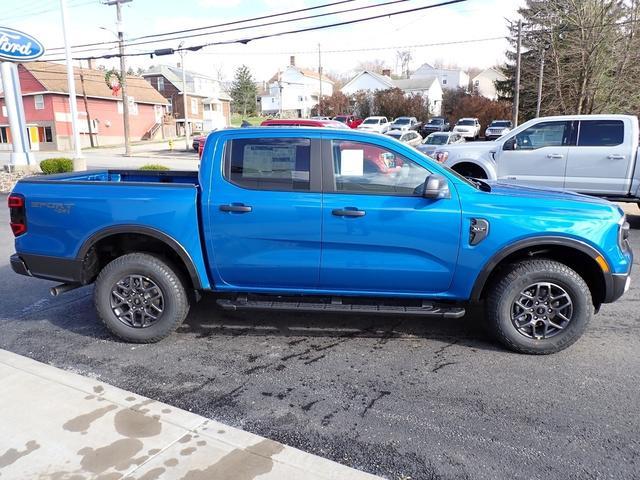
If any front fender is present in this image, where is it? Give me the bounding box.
[449,158,497,180]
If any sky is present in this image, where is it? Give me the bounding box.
[2,0,525,84]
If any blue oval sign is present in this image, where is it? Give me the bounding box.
[0,26,45,62]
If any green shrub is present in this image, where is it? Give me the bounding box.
[139,164,170,171]
[39,158,74,174]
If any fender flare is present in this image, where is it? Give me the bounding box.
[76,225,203,289]
[469,236,610,302]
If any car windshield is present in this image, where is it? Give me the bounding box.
[457,120,475,126]
[490,121,511,127]
[334,116,347,122]
[363,118,380,124]
[424,134,448,145]
[428,118,444,125]
[393,118,410,124]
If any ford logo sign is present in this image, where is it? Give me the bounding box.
[0,27,45,62]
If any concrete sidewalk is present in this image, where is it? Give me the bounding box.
[0,349,381,480]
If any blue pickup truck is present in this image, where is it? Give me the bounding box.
[9,127,633,354]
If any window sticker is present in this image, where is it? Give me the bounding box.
[341,149,364,176]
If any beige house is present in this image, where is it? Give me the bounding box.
[471,68,506,100]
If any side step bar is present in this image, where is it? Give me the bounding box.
[216,297,465,319]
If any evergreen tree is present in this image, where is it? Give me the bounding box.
[230,65,258,116]
[499,0,640,122]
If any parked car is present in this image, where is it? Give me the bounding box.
[311,116,331,120]
[436,114,640,204]
[389,116,421,132]
[192,134,206,152]
[333,115,363,129]
[485,120,512,140]
[386,129,423,147]
[416,132,465,157]
[357,116,391,133]
[420,117,450,136]
[9,127,632,354]
[453,118,481,140]
[260,118,349,128]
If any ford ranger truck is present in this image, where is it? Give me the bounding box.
[9,127,633,354]
[436,114,640,207]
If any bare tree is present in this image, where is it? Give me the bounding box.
[396,50,413,78]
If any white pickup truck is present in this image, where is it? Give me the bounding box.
[435,114,640,204]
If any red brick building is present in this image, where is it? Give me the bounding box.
[0,61,168,152]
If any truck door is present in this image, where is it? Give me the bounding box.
[496,120,572,189]
[564,119,634,195]
[320,138,461,294]
[206,135,322,290]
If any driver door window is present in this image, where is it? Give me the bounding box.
[331,140,429,195]
[511,121,571,150]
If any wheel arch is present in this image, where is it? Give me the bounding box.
[76,225,202,290]
[450,159,496,180]
[471,237,611,308]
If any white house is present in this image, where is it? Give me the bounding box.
[340,70,395,96]
[261,56,333,117]
[411,63,469,91]
[394,77,443,116]
[471,68,506,100]
[340,70,443,116]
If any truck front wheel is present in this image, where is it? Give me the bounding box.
[94,253,190,343]
[486,259,592,354]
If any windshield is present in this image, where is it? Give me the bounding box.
[393,118,410,124]
[457,120,475,126]
[363,118,379,125]
[490,121,511,128]
[428,118,444,125]
[424,134,448,145]
[334,116,347,122]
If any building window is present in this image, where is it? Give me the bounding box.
[34,95,44,110]
[474,80,480,87]
[36,126,53,143]
[204,104,211,112]
[442,78,447,85]
[191,98,198,115]
[157,77,164,90]
[0,126,9,143]
[167,98,173,114]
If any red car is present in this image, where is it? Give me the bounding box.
[333,115,363,129]
[259,118,349,128]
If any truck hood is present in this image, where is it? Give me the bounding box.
[487,181,614,207]
[442,140,495,150]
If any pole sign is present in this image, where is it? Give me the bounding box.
[0,27,45,62]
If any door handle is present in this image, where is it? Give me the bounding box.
[607,154,625,160]
[332,208,366,217]
[220,204,252,213]
[547,153,564,159]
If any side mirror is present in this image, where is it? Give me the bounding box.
[422,174,451,200]
[503,137,516,150]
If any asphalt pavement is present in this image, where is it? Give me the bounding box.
[0,199,638,480]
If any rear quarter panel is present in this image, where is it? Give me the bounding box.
[12,181,211,289]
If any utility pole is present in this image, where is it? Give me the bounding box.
[60,0,85,169]
[105,0,132,156]
[79,68,95,147]
[535,45,546,118]
[512,19,522,127]
[179,46,190,151]
[318,43,322,116]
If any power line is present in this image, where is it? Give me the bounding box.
[3,0,95,22]
[43,0,415,58]
[40,0,469,62]
[44,0,357,52]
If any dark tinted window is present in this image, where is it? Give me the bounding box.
[224,138,311,191]
[512,121,571,150]
[578,120,624,146]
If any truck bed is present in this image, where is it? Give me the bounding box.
[21,169,199,186]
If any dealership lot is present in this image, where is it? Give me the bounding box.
[1,200,638,480]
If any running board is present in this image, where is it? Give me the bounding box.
[216,297,465,318]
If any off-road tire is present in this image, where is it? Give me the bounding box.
[486,259,592,354]
[94,253,190,343]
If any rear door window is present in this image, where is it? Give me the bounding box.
[224,137,311,191]
[577,120,624,146]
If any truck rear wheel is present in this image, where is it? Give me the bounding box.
[94,253,190,343]
[486,259,592,354]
